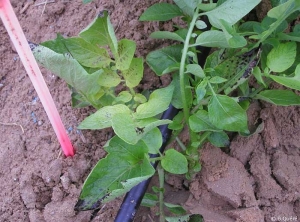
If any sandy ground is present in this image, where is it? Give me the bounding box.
[0,0,299,221]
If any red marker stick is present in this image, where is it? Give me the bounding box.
[0,0,75,156]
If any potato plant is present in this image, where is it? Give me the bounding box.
[31,0,300,220]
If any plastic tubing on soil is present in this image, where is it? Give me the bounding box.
[0,0,75,157]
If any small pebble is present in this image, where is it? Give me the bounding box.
[32,97,39,105]
[38,121,43,126]
[31,112,37,123]
[67,126,73,133]
[60,173,71,190]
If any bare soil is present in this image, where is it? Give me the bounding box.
[0,1,299,222]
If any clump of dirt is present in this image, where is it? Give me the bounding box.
[184,103,300,222]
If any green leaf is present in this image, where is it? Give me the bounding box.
[78,104,130,129]
[267,42,297,72]
[189,214,204,222]
[277,32,300,42]
[116,39,136,71]
[238,21,260,33]
[98,68,121,87]
[195,20,208,30]
[75,136,155,210]
[253,66,266,87]
[228,34,247,48]
[189,110,220,132]
[62,37,111,68]
[164,202,186,215]
[173,0,198,17]
[195,79,208,102]
[208,131,230,147]
[80,11,118,56]
[166,215,191,222]
[40,33,69,54]
[168,111,184,131]
[186,64,205,78]
[162,63,180,75]
[175,29,189,40]
[150,31,184,42]
[268,0,300,19]
[139,3,183,21]
[82,0,93,3]
[141,193,158,207]
[114,91,132,104]
[204,0,261,29]
[122,58,143,88]
[171,74,193,109]
[71,92,91,108]
[97,91,116,107]
[198,3,217,11]
[166,214,204,222]
[219,19,247,48]
[137,119,172,137]
[257,1,300,43]
[141,128,162,154]
[271,0,289,7]
[135,85,174,119]
[112,112,138,144]
[134,93,147,104]
[146,45,183,76]
[196,30,229,48]
[262,17,288,34]
[161,149,188,174]
[32,44,101,98]
[294,24,300,32]
[269,75,300,91]
[208,94,248,133]
[255,90,300,106]
[209,76,227,84]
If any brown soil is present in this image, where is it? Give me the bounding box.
[0,1,299,222]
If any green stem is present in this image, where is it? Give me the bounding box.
[208,81,217,97]
[249,78,272,97]
[199,131,211,146]
[176,137,187,151]
[179,10,200,130]
[129,87,136,96]
[158,164,165,222]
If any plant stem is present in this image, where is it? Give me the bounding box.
[179,9,199,129]
[157,164,165,222]
[199,131,211,146]
[249,79,271,98]
[175,137,186,151]
[208,82,217,97]
[0,0,74,156]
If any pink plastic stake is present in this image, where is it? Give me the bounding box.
[0,0,75,156]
